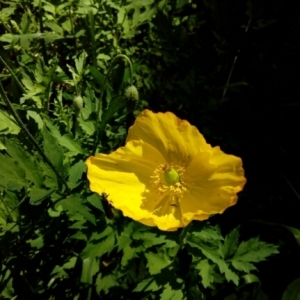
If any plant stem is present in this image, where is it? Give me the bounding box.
[91,54,133,155]
[220,18,251,102]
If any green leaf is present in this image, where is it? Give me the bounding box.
[51,257,77,277]
[160,283,184,300]
[27,236,44,249]
[193,225,223,242]
[4,138,43,187]
[27,110,44,130]
[195,259,214,288]
[132,231,167,248]
[0,190,19,222]
[133,277,161,292]
[222,227,240,258]
[29,187,54,205]
[101,95,126,128]
[234,237,279,262]
[117,222,134,251]
[80,257,99,284]
[60,194,96,225]
[89,66,105,86]
[96,273,118,294]
[121,245,136,266]
[68,160,86,184]
[0,140,6,150]
[77,118,95,135]
[199,246,239,285]
[39,160,58,189]
[282,277,300,300]
[145,252,172,275]
[75,51,87,75]
[42,126,64,175]
[0,110,20,135]
[82,231,115,259]
[87,194,103,211]
[64,257,77,269]
[0,158,27,190]
[43,115,84,156]
[231,260,256,273]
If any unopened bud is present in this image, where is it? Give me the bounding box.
[125,85,139,102]
[124,85,139,110]
[73,96,83,110]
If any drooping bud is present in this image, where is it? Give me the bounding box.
[124,85,139,110]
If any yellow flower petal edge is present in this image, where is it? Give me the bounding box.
[86,110,246,231]
[126,109,212,165]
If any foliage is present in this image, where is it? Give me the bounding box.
[0,0,294,298]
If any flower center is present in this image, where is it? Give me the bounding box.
[163,164,180,186]
[150,163,188,201]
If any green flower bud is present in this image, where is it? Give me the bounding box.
[124,85,139,110]
[73,96,83,110]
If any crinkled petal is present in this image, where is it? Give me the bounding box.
[183,146,246,216]
[126,110,211,165]
[86,140,166,221]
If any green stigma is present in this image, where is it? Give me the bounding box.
[163,164,180,186]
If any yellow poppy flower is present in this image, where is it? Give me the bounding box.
[86,110,246,231]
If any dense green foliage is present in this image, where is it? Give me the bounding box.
[1,0,300,299]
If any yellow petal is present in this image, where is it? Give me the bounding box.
[126,110,211,165]
[86,140,166,221]
[183,146,246,216]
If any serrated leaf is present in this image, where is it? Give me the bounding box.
[160,283,184,300]
[231,260,256,273]
[43,115,84,155]
[42,126,64,175]
[199,246,239,285]
[39,160,58,189]
[195,259,214,288]
[87,194,104,211]
[121,245,136,266]
[5,139,43,187]
[27,110,44,130]
[29,187,54,205]
[77,118,95,135]
[64,257,77,269]
[194,225,223,242]
[81,231,115,259]
[117,222,134,251]
[0,110,20,135]
[96,273,118,294]
[0,151,27,189]
[133,277,161,292]
[132,231,167,247]
[234,237,279,262]
[0,190,19,222]
[75,51,87,75]
[60,194,95,225]
[145,252,172,275]
[222,227,240,258]
[68,160,86,184]
[48,205,63,217]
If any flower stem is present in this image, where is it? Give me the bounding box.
[92,54,133,155]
